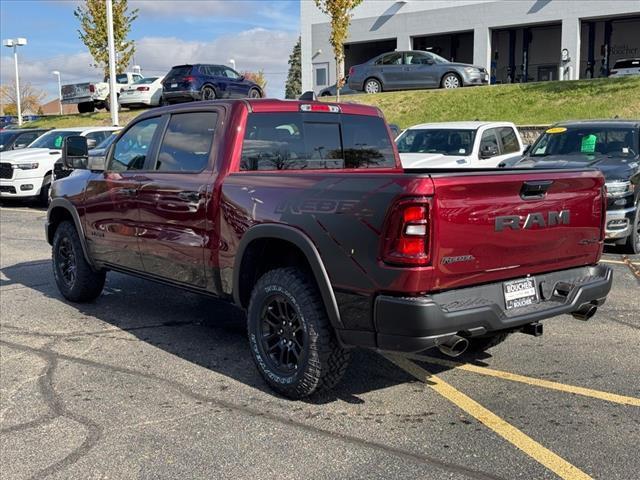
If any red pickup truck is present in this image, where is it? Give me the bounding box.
[47,99,612,399]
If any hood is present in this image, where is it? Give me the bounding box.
[400,152,471,169]
[0,148,58,163]
[519,154,640,181]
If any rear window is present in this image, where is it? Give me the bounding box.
[240,113,396,171]
[166,66,192,79]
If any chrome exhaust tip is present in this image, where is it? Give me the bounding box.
[572,303,597,321]
[437,335,469,357]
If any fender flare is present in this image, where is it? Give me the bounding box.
[232,224,343,329]
[46,198,97,270]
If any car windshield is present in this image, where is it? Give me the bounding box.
[529,127,638,159]
[94,132,119,150]
[0,131,18,146]
[427,52,449,64]
[28,130,81,149]
[396,128,476,155]
[133,77,158,85]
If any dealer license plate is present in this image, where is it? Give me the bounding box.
[503,277,538,310]
[171,83,178,88]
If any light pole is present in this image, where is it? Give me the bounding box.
[229,59,236,71]
[51,70,62,115]
[2,37,27,126]
[105,0,118,126]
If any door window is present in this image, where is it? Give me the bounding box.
[14,132,40,148]
[85,131,108,146]
[404,52,432,65]
[224,68,240,80]
[116,74,129,84]
[109,117,162,171]
[155,112,218,172]
[479,129,500,158]
[498,127,520,154]
[378,53,403,65]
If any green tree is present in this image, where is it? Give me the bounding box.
[285,37,301,99]
[74,0,138,76]
[313,0,363,101]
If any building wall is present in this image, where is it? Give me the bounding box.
[301,0,640,93]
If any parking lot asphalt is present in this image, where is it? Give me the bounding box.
[1,203,639,480]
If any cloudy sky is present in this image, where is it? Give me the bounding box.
[0,0,300,102]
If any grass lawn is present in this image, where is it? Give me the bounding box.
[18,77,640,131]
[325,77,640,128]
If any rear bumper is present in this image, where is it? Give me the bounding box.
[373,264,612,353]
[162,90,200,102]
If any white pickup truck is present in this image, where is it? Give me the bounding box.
[396,121,525,168]
[61,72,145,113]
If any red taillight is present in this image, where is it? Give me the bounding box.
[183,76,195,83]
[300,104,340,113]
[136,86,150,91]
[89,84,95,93]
[382,198,431,266]
[348,67,355,77]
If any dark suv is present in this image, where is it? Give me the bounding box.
[162,64,263,104]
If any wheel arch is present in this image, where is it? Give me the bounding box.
[233,224,342,329]
[46,198,96,270]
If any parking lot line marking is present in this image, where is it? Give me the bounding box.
[386,355,593,480]
[599,259,628,265]
[406,354,640,407]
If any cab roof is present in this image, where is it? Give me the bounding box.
[554,119,640,129]
[406,121,515,130]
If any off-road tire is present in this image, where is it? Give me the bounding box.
[466,332,511,353]
[78,102,94,114]
[52,221,106,302]
[247,267,350,399]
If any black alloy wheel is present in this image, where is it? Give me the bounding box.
[57,236,77,288]
[201,86,216,101]
[259,294,306,375]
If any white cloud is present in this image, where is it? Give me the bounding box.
[130,0,263,17]
[1,28,298,101]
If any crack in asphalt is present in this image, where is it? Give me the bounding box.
[0,338,505,480]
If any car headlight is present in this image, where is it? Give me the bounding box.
[13,162,39,170]
[605,180,634,197]
[464,67,479,74]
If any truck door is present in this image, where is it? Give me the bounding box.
[84,116,165,271]
[135,110,220,288]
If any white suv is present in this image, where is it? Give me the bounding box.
[0,126,119,204]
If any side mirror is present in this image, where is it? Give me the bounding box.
[480,144,499,159]
[62,136,89,170]
[239,75,245,81]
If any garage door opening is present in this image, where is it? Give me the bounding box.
[344,38,397,71]
[580,15,640,79]
[412,31,474,64]
[491,23,561,84]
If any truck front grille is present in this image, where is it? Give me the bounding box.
[0,162,13,179]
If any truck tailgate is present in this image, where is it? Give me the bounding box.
[61,83,91,102]
[428,169,605,291]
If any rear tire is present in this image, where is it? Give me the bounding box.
[247,267,350,399]
[364,78,382,94]
[201,86,216,101]
[52,221,105,302]
[78,102,94,114]
[625,202,640,254]
[466,332,511,353]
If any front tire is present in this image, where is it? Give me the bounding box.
[364,78,382,94]
[38,174,51,207]
[52,221,105,302]
[248,88,262,99]
[247,267,350,399]
[78,102,94,114]
[441,73,462,89]
[625,203,640,254]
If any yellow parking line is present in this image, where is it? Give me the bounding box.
[407,354,640,407]
[599,259,628,265]
[387,355,593,480]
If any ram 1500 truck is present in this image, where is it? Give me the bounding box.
[47,99,613,399]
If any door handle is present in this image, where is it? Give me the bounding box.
[178,191,200,202]
[520,180,553,200]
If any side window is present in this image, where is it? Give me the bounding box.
[224,68,240,80]
[341,115,396,168]
[85,131,107,146]
[109,117,162,172]
[15,132,39,147]
[133,74,143,82]
[405,52,431,65]
[479,129,500,158]
[379,53,403,65]
[155,112,217,172]
[116,74,129,84]
[499,127,520,154]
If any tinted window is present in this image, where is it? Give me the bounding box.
[85,131,108,145]
[110,118,162,171]
[240,113,395,171]
[613,59,640,69]
[479,129,500,157]
[405,52,432,65]
[15,132,40,147]
[166,66,192,81]
[224,68,240,80]
[396,129,476,156]
[116,74,129,84]
[378,53,403,65]
[30,130,81,149]
[498,127,519,154]
[155,112,217,172]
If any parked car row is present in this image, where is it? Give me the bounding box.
[61,63,264,113]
